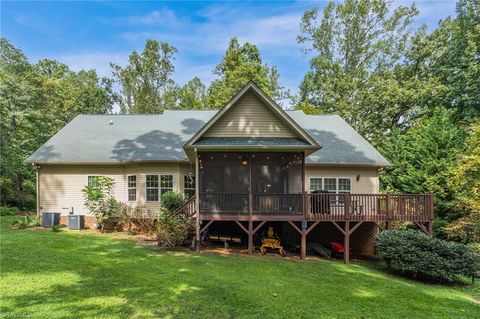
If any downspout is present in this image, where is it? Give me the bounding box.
[194,148,200,252]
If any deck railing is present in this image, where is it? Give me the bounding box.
[253,193,303,215]
[199,194,249,214]
[198,193,433,221]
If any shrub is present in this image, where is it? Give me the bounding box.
[376,229,478,282]
[11,215,40,229]
[117,203,157,237]
[160,191,185,212]
[156,208,193,248]
[51,224,61,232]
[82,176,118,232]
[0,206,18,216]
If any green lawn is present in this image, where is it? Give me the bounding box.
[1,216,478,319]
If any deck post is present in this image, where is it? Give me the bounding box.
[248,220,253,254]
[386,193,393,230]
[194,149,201,252]
[301,221,307,260]
[344,221,350,264]
[427,221,433,236]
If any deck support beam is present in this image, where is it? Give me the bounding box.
[248,220,253,254]
[344,221,350,264]
[235,220,266,254]
[414,221,433,236]
[288,221,320,260]
[331,221,364,264]
[200,220,214,234]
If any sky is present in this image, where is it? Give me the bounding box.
[2,0,457,102]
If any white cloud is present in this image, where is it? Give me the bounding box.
[117,5,303,55]
[103,8,184,27]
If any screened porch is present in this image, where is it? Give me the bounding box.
[198,152,304,216]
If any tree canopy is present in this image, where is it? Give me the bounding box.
[111,39,178,114]
[207,37,287,109]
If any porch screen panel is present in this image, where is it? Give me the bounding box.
[252,152,303,214]
[199,152,249,214]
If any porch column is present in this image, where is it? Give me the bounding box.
[248,153,253,254]
[195,148,201,252]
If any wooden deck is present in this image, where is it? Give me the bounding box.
[185,193,434,263]
[198,193,434,222]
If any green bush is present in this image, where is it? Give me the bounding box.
[51,224,61,232]
[156,208,193,248]
[82,176,118,232]
[160,191,185,212]
[376,230,478,282]
[0,206,18,216]
[11,215,40,229]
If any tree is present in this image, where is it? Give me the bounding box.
[207,37,287,108]
[36,59,113,133]
[0,39,113,209]
[111,39,178,114]
[177,77,206,109]
[0,38,45,208]
[445,121,480,243]
[297,0,419,138]
[417,0,480,121]
[377,108,465,221]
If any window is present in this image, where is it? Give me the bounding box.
[338,178,351,193]
[184,175,195,198]
[309,178,322,192]
[309,177,351,194]
[324,178,337,193]
[127,175,136,201]
[146,175,159,202]
[87,176,100,188]
[160,175,174,196]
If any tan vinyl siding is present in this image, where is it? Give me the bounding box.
[204,91,297,138]
[304,167,380,194]
[38,164,186,216]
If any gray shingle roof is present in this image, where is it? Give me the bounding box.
[26,110,390,166]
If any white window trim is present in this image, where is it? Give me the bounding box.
[145,174,175,202]
[308,177,352,194]
[145,175,160,202]
[184,175,196,197]
[127,175,137,202]
[86,175,101,188]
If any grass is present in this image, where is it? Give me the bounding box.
[0,216,478,319]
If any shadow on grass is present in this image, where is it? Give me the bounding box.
[1,219,479,319]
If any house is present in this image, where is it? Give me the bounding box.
[26,81,434,262]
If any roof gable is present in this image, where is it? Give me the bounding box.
[185,81,319,150]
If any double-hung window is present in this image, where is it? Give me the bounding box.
[309,177,351,194]
[146,175,174,201]
[127,175,137,201]
[160,175,174,196]
[87,176,100,188]
[146,175,159,202]
[184,175,195,199]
